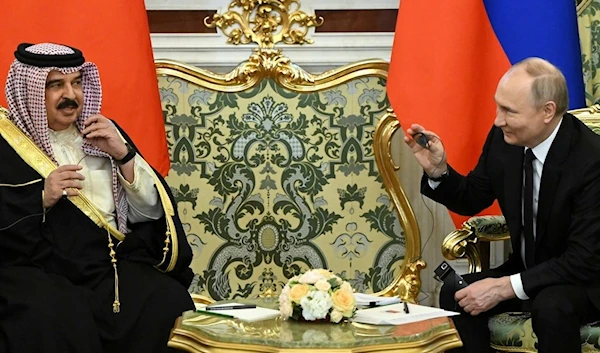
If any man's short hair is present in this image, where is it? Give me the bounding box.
[511,57,569,117]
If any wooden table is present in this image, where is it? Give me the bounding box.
[168,310,462,353]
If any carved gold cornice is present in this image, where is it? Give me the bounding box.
[156,56,389,93]
[205,0,323,49]
[373,111,426,303]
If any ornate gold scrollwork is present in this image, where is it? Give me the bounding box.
[224,48,314,87]
[442,223,482,274]
[372,111,426,303]
[387,259,427,303]
[205,0,323,49]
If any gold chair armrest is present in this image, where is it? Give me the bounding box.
[191,293,215,305]
[441,215,509,273]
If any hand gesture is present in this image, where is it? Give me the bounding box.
[81,114,128,160]
[403,124,448,178]
[44,165,85,208]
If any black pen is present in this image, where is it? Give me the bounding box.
[205,304,257,311]
[196,310,234,319]
[403,302,410,314]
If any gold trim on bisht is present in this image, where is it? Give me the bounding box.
[114,131,181,273]
[0,106,125,312]
[0,106,181,312]
[0,107,126,241]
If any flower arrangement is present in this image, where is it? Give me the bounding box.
[279,268,356,323]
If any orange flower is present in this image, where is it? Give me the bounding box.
[289,283,310,303]
[331,288,356,315]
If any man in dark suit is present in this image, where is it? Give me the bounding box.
[405,57,600,353]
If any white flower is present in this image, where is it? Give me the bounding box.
[280,284,291,297]
[330,309,343,323]
[298,270,323,284]
[340,281,353,292]
[279,298,293,318]
[300,290,333,320]
[314,279,331,292]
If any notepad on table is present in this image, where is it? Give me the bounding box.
[195,302,280,322]
[353,293,402,307]
[352,303,459,326]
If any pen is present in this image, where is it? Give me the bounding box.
[403,302,410,314]
[205,304,257,311]
[367,300,401,308]
[196,310,234,319]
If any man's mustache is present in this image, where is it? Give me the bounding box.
[57,99,79,110]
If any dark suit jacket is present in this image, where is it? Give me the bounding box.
[423,113,600,308]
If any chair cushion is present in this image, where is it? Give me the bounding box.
[488,312,600,352]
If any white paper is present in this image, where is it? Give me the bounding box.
[194,303,280,322]
[351,303,459,326]
[353,293,402,307]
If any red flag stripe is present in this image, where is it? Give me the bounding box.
[0,0,170,175]
[387,1,509,226]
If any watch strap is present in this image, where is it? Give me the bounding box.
[116,143,136,165]
[426,169,449,182]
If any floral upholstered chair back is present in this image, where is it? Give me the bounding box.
[156,0,425,302]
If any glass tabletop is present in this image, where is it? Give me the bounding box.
[179,310,454,349]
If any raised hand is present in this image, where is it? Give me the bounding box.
[44,165,85,207]
[81,114,128,160]
[403,123,448,178]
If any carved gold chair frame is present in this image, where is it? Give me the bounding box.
[157,0,425,303]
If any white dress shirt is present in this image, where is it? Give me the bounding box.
[48,124,164,229]
[509,118,562,299]
[429,119,563,299]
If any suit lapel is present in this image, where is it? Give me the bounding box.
[536,115,573,245]
[501,144,525,252]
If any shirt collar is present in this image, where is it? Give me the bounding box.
[48,123,82,145]
[529,117,563,164]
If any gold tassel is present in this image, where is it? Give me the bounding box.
[158,230,171,267]
[107,229,121,313]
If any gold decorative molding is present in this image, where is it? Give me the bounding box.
[577,0,593,15]
[442,224,482,274]
[373,111,425,303]
[156,56,389,93]
[169,316,463,353]
[205,0,323,49]
[156,59,423,302]
[158,7,424,301]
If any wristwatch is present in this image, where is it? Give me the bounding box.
[426,169,449,182]
[116,143,137,165]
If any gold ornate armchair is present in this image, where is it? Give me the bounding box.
[442,105,600,352]
[156,0,425,305]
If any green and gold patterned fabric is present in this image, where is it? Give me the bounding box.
[156,58,422,301]
[489,313,600,353]
[579,0,600,104]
